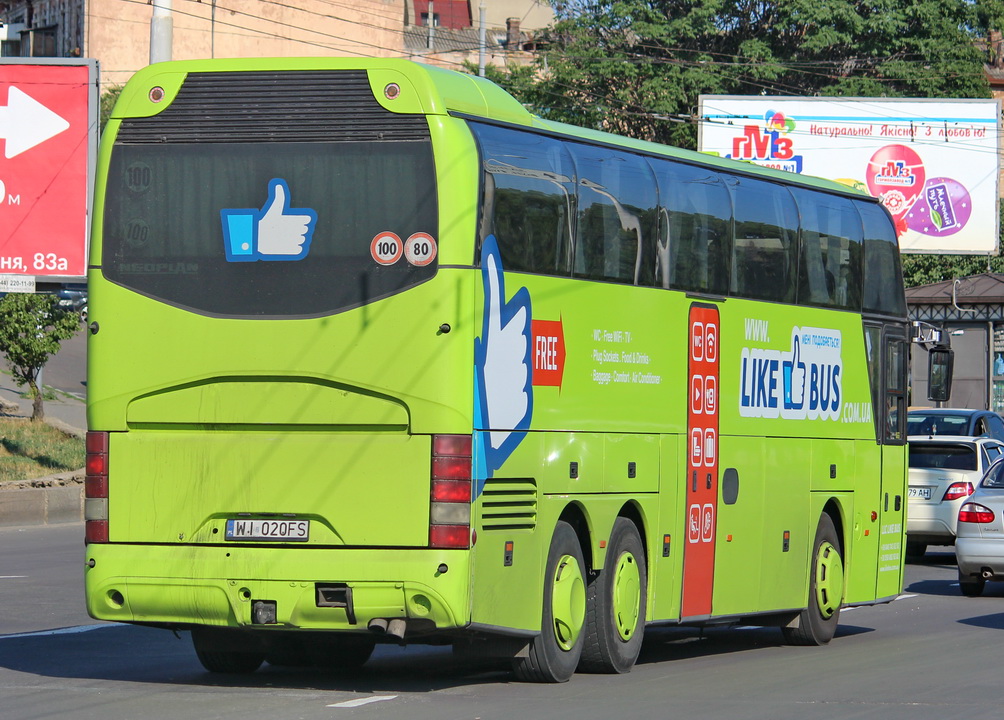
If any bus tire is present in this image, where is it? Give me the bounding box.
[512,521,586,683]
[579,517,646,673]
[959,570,985,597]
[191,627,264,674]
[782,513,843,646]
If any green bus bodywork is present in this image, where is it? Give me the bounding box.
[86,58,908,679]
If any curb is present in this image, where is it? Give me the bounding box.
[0,469,84,528]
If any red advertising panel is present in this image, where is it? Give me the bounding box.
[681,303,720,619]
[0,61,96,279]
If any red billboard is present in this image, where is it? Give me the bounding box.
[0,60,97,280]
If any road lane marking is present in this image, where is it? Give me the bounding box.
[0,576,27,579]
[0,624,116,640]
[327,696,398,708]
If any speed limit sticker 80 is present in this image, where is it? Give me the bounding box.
[370,231,437,267]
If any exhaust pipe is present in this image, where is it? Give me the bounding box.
[982,568,994,579]
[368,618,389,634]
[366,617,407,640]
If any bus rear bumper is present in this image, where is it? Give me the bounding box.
[84,543,471,635]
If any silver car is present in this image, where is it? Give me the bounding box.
[907,436,1004,559]
[956,458,1004,596]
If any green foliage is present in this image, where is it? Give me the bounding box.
[0,294,80,421]
[0,419,84,482]
[488,0,993,149]
[100,85,123,133]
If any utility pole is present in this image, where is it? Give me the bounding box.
[427,0,435,51]
[478,2,486,77]
[150,0,173,64]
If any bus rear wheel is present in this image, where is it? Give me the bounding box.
[512,521,586,683]
[579,517,646,673]
[192,627,264,674]
[782,513,843,646]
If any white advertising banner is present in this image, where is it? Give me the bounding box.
[698,96,1001,254]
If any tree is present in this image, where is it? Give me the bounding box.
[0,293,81,421]
[489,1,993,150]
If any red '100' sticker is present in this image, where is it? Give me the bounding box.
[371,232,403,265]
[404,233,437,266]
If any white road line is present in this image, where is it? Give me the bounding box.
[0,576,27,579]
[899,593,920,599]
[327,696,399,708]
[0,624,115,640]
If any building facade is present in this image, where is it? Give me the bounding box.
[0,0,552,91]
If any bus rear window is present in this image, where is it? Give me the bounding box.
[103,141,437,317]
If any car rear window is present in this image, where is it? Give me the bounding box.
[982,462,1004,488]
[907,414,971,436]
[909,444,977,471]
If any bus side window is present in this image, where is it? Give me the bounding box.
[791,188,863,310]
[859,202,908,316]
[470,123,575,276]
[726,175,797,303]
[654,161,731,295]
[568,143,658,286]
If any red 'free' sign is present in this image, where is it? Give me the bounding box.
[0,62,93,278]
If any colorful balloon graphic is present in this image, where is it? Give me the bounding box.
[905,177,972,237]
[866,144,926,218]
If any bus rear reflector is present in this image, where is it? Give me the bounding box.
[429,524,471,549]
[429,434,472,549]
[85,431,110,544]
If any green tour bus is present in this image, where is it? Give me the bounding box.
[86,57,914,682]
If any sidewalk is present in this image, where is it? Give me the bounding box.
[0,380,87,528]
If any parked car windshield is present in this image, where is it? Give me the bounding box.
[981,461,1004,488]
[907,413,973,436]
[909,444,977,471]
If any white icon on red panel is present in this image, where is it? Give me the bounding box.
[703,428,716,467]
[692,322,704,361]
[702,503,715,542]
[691,375,704,414]
[691,428,703,464]
[704,376,717,414]
[705,324,718,362]
[688,504,701,543]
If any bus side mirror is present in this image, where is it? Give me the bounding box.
[928,344,954,403]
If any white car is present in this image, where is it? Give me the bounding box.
[956,459,1004,595]
[906,436,1004,559]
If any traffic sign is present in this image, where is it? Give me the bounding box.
[0,60,97,280]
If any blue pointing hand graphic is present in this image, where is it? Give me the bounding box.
[474,236,533,484]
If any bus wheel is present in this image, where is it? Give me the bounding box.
[191,627,264,674]
[579,517,646,673]
[512,521,586,683]
[782,513,843,646]
[959,570,986,597]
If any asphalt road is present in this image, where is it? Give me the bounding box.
[2,525,1003,720]
[43,328,86,399]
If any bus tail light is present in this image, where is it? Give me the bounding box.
[943,482,975,502]
[430,434,472,549]
[85,431,109,544]
[959,502,995,524]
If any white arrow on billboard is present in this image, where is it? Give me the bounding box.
[0,86,70,159]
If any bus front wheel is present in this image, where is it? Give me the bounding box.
[782,513,843,646]
[192,627,264,674]
[579,517,646,673]
[512,521,586,683]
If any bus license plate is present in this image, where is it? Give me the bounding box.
[908,487,933,500]
[225,519,309,542]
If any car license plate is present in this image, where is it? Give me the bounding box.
[225,518,309,542]
[908,486,933,500]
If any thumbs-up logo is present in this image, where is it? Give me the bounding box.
[221,179,317,262]
[474,235,533,488]
[782,334,806,410]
